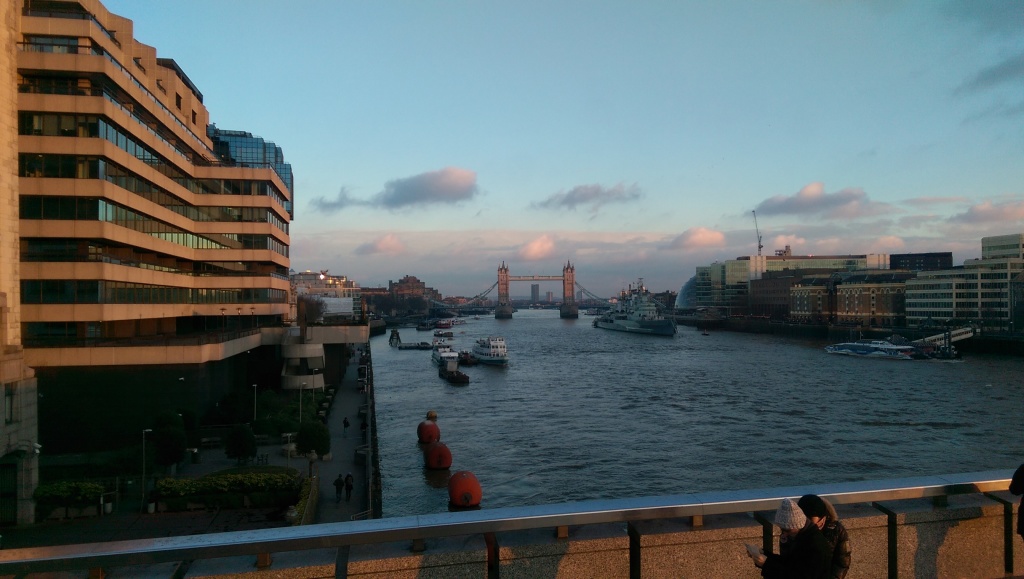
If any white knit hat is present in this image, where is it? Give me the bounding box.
[774,498,807,530]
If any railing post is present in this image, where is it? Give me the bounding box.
[985,492,1016,574]
[255,553,272,569]
[873,502,898,579]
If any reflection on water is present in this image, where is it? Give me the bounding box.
[374,310,1024,517]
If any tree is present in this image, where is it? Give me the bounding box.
[297,294,327,325]
[295,421,330,457]
[224,423,257,460]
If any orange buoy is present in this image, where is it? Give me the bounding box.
[448,470,482,508]
[417,420,440,444]
[424,441,452,470]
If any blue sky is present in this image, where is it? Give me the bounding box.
[104,0,1024,298]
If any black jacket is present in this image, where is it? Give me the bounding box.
[1010,463,1024,536]
[822,519,851,579]
[762,524,832,579]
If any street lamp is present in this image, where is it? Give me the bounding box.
[300,382,306,423]
[252,384,258,422]
[141,429,152,512]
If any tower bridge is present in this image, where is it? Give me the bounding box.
[496,261,578,319]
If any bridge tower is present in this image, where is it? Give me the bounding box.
[560,261,578,319]
[495,262,513,319]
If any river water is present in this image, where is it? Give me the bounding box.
[372,309,1024,518]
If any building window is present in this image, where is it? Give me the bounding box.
[175,93,182,110]
[4,384,13,424]
[191,110,197,125]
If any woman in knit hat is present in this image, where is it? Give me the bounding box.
[798,494,851,579]
[747,498,832,579]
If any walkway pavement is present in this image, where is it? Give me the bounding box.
[0,345,371,552]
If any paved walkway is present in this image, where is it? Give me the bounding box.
[1,345,371,551]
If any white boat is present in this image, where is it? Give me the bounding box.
[472,336,509,366]
[593,278,676,337]
[824,340,917,360]
[431,342,459,366]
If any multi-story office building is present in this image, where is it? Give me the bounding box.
[1,1,40,525]
[695,246,891,313]
[6,0,346,487]
[530,284,539,303]
[890,252,953,272]
[905,234,1024,329]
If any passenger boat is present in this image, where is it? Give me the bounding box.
[432,345,459,366]
[433,330,454,338]
[471,336,509,366]
[593,279,676,337]
[824,340,917,360]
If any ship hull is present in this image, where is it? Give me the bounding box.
[593,319,676,337]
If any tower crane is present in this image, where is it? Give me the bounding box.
[751,210,763,256]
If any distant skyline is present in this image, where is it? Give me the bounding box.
[106,0,1024,297]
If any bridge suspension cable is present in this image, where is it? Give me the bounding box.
[574,282,612,305]
[428,281,499,310]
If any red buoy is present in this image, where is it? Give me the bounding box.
[424,442,452,470]
[417,420,440,444]
[448,470,482,508]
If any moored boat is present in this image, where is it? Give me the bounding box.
[438,360,470,384]
[472,336,509,366]
[824,339,916,360]
[593,279,676,337]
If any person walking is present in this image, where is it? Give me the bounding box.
[1010,464,1024,542]
[343,417,350,438]
[747,498,832,579]
[333,474,344,503]
[798,494,851,579]
[344,472,354,502]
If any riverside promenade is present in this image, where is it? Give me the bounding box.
[0,345,373,571]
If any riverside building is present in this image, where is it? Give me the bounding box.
[1,0,370,522]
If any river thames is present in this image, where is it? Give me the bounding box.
[372,309,1024,518]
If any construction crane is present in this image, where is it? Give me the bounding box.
[751,210,763,256]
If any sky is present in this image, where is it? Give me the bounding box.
[104,0,1024,298]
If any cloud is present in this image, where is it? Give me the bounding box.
[755,182,894,219]
[903,196,971,207]
[373,167,479,209]
[955,51,1024,94]
[532,183,642,212]
[517,234,557,260]
[948,200,1024,224]
[354,233,407,256]
[868,235,906,253]
[309,186,361,214]
[666,227,726,250]
[311,168,479,213]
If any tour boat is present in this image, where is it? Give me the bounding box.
[471,336,509,366]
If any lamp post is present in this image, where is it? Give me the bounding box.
[141,429,152,512]
[252,384,258,422]
[300,382,306,423]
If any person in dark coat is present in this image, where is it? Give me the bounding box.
[344,472,355,502]
[333,474,344,503]
[1010,464,1024,540]
[799,494,852,579]
[749,498,832,579]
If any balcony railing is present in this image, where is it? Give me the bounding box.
[0,470,1014,576]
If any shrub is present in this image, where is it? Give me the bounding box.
[34,481,104,508]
